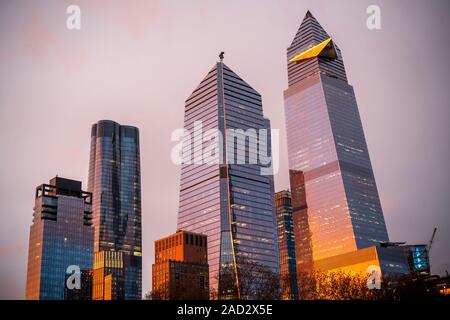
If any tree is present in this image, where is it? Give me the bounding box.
[279,272,299,300]
[216,260,281,300]
[298,270,392,300]
[296,270,440,300]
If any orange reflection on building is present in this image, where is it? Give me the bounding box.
[284,12,392,290]
[92,251,124,300]
[152,230,209,300]
[314,246,410,278]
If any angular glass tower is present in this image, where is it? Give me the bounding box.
[177,59,278,298]
[25,177,94,300]
[284,12,389,272]
[88,120,142,300]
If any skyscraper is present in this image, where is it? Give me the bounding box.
[275,190,298,300]
[176,58,279,298]
[284,11,390,275]
[26,177,94,300]
[88,120,142,300]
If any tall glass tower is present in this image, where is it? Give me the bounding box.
[284,11,389,273]
[88,120,142,300]
[25,177,94,300]
[177,59,278,298]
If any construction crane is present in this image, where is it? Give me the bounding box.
[427,227,437,272]
[428,227,437,253]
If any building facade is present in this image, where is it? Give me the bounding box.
[313,246,410,278]
[275,191,298,300]
[284,12,390,279]
[402,244,431,278]
[88,120,142,299]
[92,251,125,300]
[64,270,93,300]
[26,177,94,300]
[176,59,279,298]
[152,231,209,300]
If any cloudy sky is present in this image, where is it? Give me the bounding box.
[0,0,449,299]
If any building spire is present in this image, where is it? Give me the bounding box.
[289,10,330,51]
[287,11,347,85]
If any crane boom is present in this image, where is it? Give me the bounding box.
[428,227,437,253]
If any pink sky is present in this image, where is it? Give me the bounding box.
[0,0,449,299]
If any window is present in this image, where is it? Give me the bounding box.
[200,276,205,289]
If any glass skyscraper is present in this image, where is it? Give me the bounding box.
[177,59,278,298]
[25,177,94,300]
[88,120,142,300]
[274,190,298,300]
[284,11,390,273]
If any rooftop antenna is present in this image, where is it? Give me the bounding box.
[219,51,225,62]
